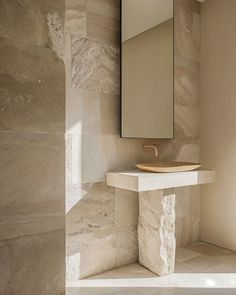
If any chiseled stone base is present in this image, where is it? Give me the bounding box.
[138,189,176,276]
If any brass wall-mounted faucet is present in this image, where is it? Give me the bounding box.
[142,144,158,157]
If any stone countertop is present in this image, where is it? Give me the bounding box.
[106,170,215,192]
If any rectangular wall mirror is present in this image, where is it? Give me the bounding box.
[121,0,174,139]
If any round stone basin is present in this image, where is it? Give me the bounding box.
[136,162,202,173]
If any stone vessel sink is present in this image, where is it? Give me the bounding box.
[136,161,202,173]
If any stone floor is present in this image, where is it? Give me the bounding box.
[67,242,236,295]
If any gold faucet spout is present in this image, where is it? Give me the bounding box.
[142,144,158,157]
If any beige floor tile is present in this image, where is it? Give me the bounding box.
[183,254,226,272]
[175,247,202,263]
[87,263,156,280]
[67,243,236,294]
[174,262,198,273]
[185,242,234,256]
[67,287,236,295]
[67,287,144,295]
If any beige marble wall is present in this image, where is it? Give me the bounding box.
[66,0,200,280]
[0,1,65,294]
[174,0,201,247]
[200,0,236,251]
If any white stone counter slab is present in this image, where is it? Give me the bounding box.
[107,170,215,192]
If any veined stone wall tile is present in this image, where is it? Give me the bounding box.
[0,33,64,81]
[66,227,116,279]
[71,36,120,95]
[0,214,64,242]
[81,133,105,183]
[65,10,86,35]
[66,89,120,136]
[0,240,10,294]
[174,0,200,14]
[47,12,64,60]
[66,183,115,239]
[175,186,200,219]
[0,133,65,240]
[66,184,87,213]
[81,134,161,184]
[87,13,120,47]
[66,132,158,185]
[0,133,65,215]
[65,32,73,95]
[66,133,82,185]
[66,0,86,11]
[66,175,133,278]
[77,238,117,279]
[66,88,83,135]
[0,37,65,134]
[87,0,120,19]
[176,143,200,162]
[175,186,200,246]
[115,189,139,227]
[86,0,120,46]
[66,134,73,184]
[175,105,200,139]
[66,252,81,282]
[0,230,65,295]
[175,215,200,247]
[67,228,115,256]
[0,0,66,292]
[82,91,119,136]
[66,182,115,271]
[0,0,64,48]
[116,225,138,267]
[175,56,200,107]
[175,3,200,63]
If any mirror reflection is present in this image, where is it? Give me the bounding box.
[121,0,174,138]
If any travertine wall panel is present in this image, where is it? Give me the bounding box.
[0,0,64,48]
[0,230,65,295]
[0,0,65,293]
[66,0,201,280]
[174,0,201,247]
[0,133,65,241]
[200,0,236,250]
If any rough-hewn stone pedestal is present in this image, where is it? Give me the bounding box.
[138,189,176,276]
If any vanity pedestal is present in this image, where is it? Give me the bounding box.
[139,189,175,276]
[107,170,215,276]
